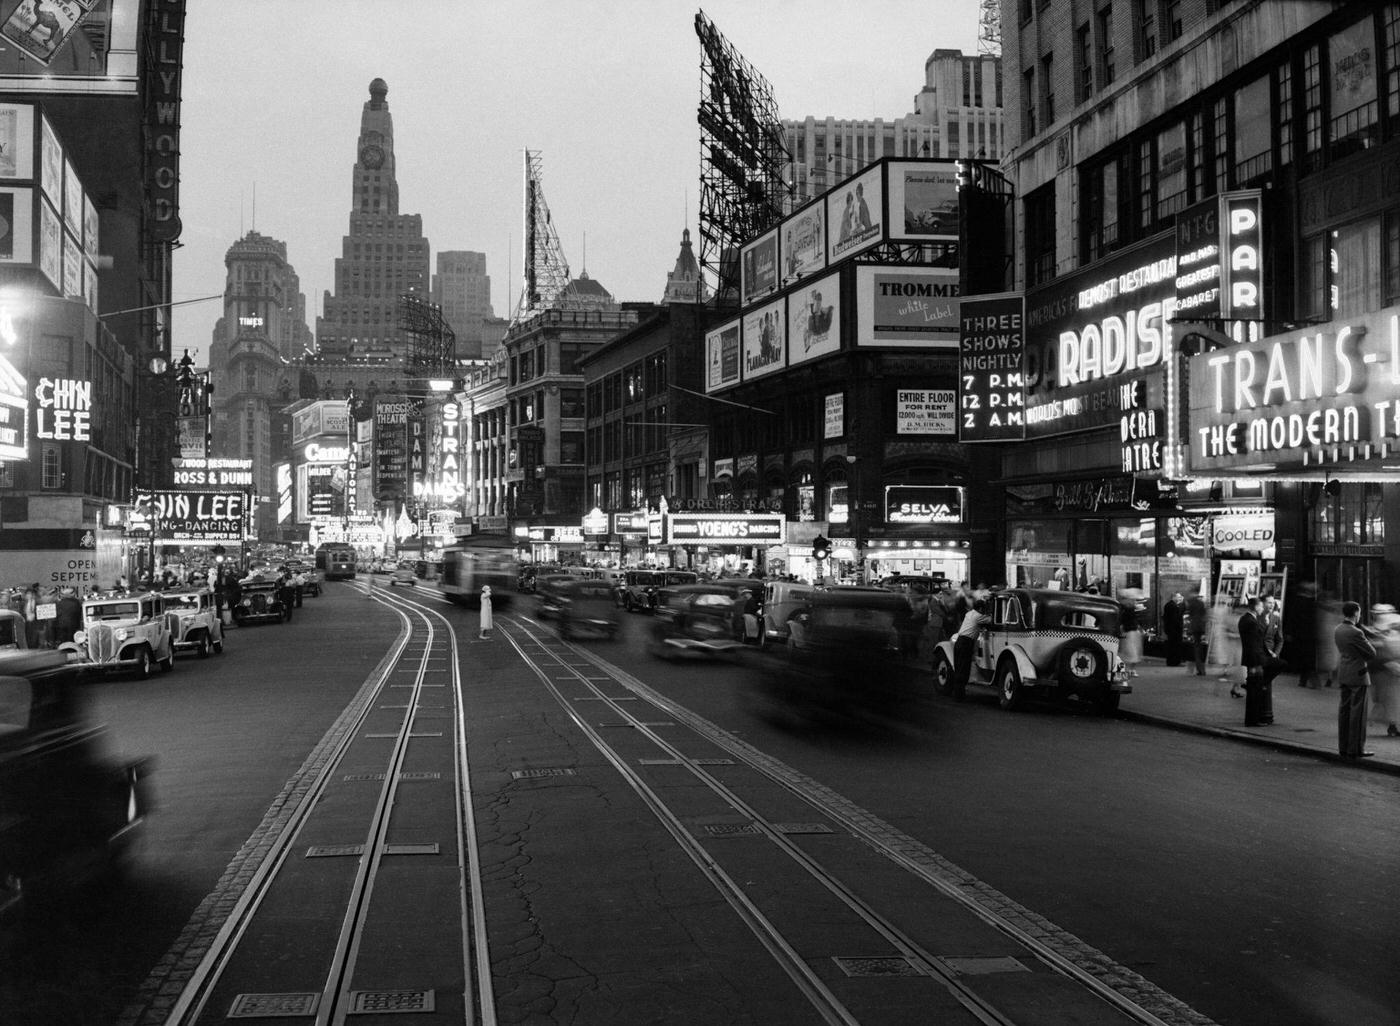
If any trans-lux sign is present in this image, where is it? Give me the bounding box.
[666,514,786,545]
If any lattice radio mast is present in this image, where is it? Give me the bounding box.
[512,149,571,326]
[978,0,1002,56]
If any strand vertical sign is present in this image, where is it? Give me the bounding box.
[958,292,1025,441]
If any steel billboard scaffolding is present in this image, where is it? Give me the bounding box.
[512,149,572,326]
[397,293,456,378]
[694,10,790,303]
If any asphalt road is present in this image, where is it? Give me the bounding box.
[6,587,1399,1026]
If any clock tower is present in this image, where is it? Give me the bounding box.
[315,78,431,364]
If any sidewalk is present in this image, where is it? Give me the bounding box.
[1119,657,1400,775]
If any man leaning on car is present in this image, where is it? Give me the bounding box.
[953,598,990,690]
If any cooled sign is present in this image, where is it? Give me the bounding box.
[34,377,90,441]
[666,514,786,545]
[884,485,964,524]
[1211,514,1275,552]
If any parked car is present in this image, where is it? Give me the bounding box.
[282,560,321,597]
[647,583,748,660]
[388,564,418,587]
[930,587,1131,714]
[755,589,919,723]
[161,586,225,658]
[554,578,621,640]
[618,570,663,612]
[702,578,764,642]
[759,580,819,647]
[59,591,175,679]
[0,650,154,923]
[232,577,290,625]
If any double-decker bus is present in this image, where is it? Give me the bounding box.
[314,542,357,581]
[438,533,516,607]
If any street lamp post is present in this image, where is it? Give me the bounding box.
[845,454,865,584]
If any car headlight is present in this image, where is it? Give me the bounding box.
[116,628,130,640]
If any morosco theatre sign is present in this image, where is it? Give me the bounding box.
[1186,305,1400,473]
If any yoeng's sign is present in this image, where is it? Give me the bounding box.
[665,513,786,545]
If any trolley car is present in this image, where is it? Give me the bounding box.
[438,533,516,607]
[314,542,357,581]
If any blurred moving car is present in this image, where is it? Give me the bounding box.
[554,579,621,640]
[760,581,818,647]
[0,650,154,923]
[161,586,225,658]
[647,583,747,659]
[756,589,918,723]
[59,592,175,679]
[930,587,1131,714]
[388,564,418,587]
[531,574,577,621]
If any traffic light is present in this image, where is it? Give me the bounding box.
[811,534,830,561]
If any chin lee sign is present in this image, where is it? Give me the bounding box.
[1186,307,1400,472]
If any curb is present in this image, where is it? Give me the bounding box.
[1117,709,1400,777]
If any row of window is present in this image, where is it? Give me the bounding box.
[582,351,669,416]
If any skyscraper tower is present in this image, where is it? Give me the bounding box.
[315,78,431,363]
[431,251,494,357]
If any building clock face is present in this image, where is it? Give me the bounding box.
[360,144,384,170]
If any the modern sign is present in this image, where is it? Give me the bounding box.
[884,485,965,525]
[959,292,1026,441]
[1185,305,1400,473]
[856,266,959,349]
[666,512,786,545]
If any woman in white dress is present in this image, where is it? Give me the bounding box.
[479,585,493,640]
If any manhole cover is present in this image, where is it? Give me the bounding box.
[228,992,319,1018]
[941,956,1029,975]
[399,771,441,781]
[306,844,365,858]
[348,989,435,1014]
[703,823,761,836]
[511,768,577,779]
[383,843,439,856]
[833,956,924,977]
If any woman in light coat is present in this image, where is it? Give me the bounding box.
[479,585,493,639]
[1367,605,1400,737]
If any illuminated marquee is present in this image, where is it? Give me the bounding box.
[665,513,786,545]
[173,456,254,487]
[884,485,964,525]
[304,442,349,464]
[414,399,465,501]
[0,304,27,460]
[136,490,246,541]
[1186,308,1400,471]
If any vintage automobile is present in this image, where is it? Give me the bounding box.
[59,591,175,679]
[756,589,919,722]
[282,560,321,598]
[0,650,154,923]
[759,580,819,647]
[554,578,621,640]
[620,570,699,613]
[702,578,764,642]
[647,583,748,659]
[233,576,290,625]
[0,609,28,651]
[388,564,418,587]
[531,574,578,621]
[161,586,225,658]
[930,587,1132,715]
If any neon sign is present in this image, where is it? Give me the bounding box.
[34,377,91,442]
[0,304,27,460]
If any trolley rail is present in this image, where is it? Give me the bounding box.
[150,586,495,1026]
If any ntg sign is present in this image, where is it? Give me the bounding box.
[1210,513,1275,552]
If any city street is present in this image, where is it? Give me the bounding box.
[5,583,1398,1026]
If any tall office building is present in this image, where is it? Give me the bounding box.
[207,230,312,535]
[315,78,431,363]
[784,48,1004,204]
[431,251,495,358]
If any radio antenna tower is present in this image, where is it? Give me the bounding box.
[512,150,571,326]
[978,0,1002,56]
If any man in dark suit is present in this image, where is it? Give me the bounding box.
[1335,601,1377,758]
[1239,596,1270,724]
[1162,592,1185,666]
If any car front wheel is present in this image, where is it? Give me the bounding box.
[134,645,153,679]
[932,651,959,698]
[195,633,211,658]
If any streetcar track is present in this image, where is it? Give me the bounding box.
[449,599,1213,1026]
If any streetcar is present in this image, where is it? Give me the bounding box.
[438,533,516,607]
[314,542,357,580]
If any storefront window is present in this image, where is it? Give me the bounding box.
[827,482,849,525]
[1331,219,1382,318]
[1006,520,1072,589]
[1312,481,1385,545]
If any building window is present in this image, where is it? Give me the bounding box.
[1213,96,1230,193]
[41,443,62,490]
[1302,44,1324,172]
[1023,68,1037,137]
[1156,122,1187,219]
[1077,23,1094,101]
[1328,20,1380,159]
[1040,52,1055,126]
[1331,219,1382,319]
[1082,155,1122,262]
[1024,184,1056,287]
[1386,6,1400,121]
[1386,211,1400,306]
[1189,111,1210,200]
[1097,5,1116,86]
[1135,0,1157,60]
[1276,61,1294,170]
[1233,74,1273,183]
[1163,0,1183,41]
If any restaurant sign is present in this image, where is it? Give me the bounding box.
[884,485,964,525]
[665,513,786,546]
[1185,306,1400,472]
[135,489,246,541]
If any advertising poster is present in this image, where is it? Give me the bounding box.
[176,416,206,459]
[856,266,959,348]
[82,194,98,261]
[0,550,101,589]
[62,231,80,298]
[781,201,826,283]
[0,103,34,180]
[705,319,741,392]
[37,197,59,290]
[741,298,786,381]
[895,389,956,435]
[887,162,959,242]
[827,166,883,263]
[959,292,1026,442]
[1174,197,1221,318]
[1,0,94,65]
[740,228,778,305]
[823,393,844,439]
[787,270,841,365]
[61,157,80,234]
[39,115,60,204]
[0,187,33,263]
[82,254,96,311]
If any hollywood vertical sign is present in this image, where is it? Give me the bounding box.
[147,1,186,244]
